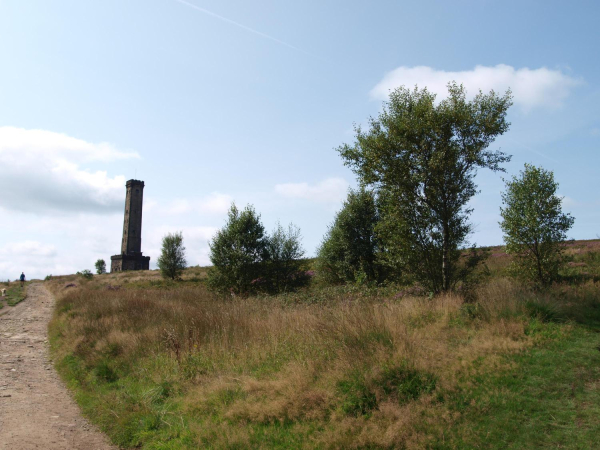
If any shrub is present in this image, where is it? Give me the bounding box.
[76,270,93,280]
[264,222,307,293]
[44,275,52,281]
[208,205,307,295]
[208,204,268,295]
[157,232,187,280]
[317,188,387,284]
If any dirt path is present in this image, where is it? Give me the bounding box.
[0,283,115,449]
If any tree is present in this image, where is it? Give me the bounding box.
[316,188,385,284]
[207,204,268,295]
[157,231,187,280]
[265,222,306,293]
[338,83,512,292]
[95,259,106,274]
[500,164,575,285]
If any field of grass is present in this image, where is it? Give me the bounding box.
[1,283,27,309]
[47,240,600,448]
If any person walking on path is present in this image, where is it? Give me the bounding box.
[20,272,26,287]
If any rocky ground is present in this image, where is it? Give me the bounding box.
[0,283,114,449]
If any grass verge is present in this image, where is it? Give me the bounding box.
[436,323,600,448]
[1,284,27,307]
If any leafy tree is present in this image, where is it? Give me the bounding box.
[208,204,268,295]
[500,164,575,285]
[95,259,106,275]
[157,231,187,280]
[317,188,386,284]
[338,83,512,292]
[265,222,306,293]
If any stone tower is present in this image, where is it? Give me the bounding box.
[110,179,151,272]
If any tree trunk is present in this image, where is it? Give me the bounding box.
[442,223,450,292]
[533,241,544,285]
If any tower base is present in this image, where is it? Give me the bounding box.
[111,253,150,272]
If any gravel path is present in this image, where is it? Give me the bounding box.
[0,283,115,449]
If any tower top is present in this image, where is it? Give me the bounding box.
[126,179,145,188]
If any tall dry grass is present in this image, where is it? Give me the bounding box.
[47,272,551,448]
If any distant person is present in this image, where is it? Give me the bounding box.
[20,272,25,288]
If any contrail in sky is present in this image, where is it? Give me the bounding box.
[172,0,315,58]
[506,137,559,163]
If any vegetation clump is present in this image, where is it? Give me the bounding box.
[337,83,512,292]
[95,259,106,275]
[500,164,575,286]
[208,203,308,295]
[76,269,93,280]
[317,188,387,285]
[157,231,187,280]
[1,284,27,307]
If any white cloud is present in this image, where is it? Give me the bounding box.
[0,127,139,214]
[0,240,59,281]
[165,199,193,215]
[0,210,124,280]
[157,192,234,216]
[560,195,578,209]
[275,178,349,204]
[370,65,582,111]
[199,192,233,214]
[0,241,57,258]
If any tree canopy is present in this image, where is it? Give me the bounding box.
[317,188,385,284]
[208,204,268,295]
[157,232,187,280]
[208,204,307,295]
[338,83,512,292]
[500,164,575,285]
[94,259,106,275]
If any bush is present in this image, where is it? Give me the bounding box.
[264,222,307,293]
[44,275,52,281]
[76,270,93,280]
[208,204,307,295]
[157,232,187,280]
[317,188,387,285]
[208,204,268,295]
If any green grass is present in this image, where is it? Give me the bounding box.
[1,284,27,307]
[435,323,600,448]
[52,319,600,448]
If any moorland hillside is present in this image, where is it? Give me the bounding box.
[47,240,600,448]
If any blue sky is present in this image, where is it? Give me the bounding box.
[1,0,598,279]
